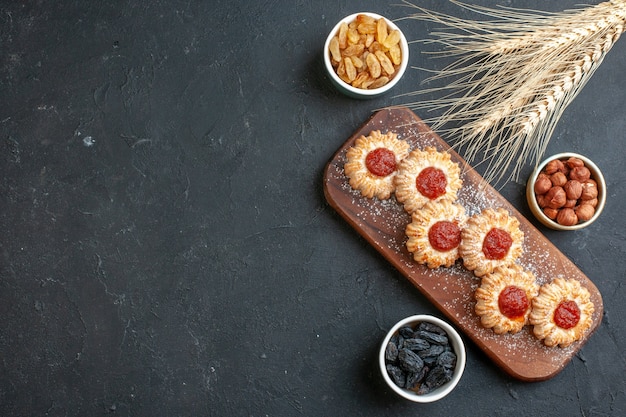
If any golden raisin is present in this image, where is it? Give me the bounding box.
[344,57,356,82]
[383,29,401,49]
[329,37,341,62]
[366,53,381,78]
[376,18,388,44]
[375,51,395,75]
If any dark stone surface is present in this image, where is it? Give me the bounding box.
[1,1,625,415]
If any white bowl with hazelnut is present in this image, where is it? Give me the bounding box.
[526,153,606,230]
[323,12,409,99]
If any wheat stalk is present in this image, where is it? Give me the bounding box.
[396,0,626,186]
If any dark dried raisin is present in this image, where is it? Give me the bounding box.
[396,334,405,350]
[385,340,399,362]
[419,345,445,367]
[403,338,430,352]
[417,330,449,346]
[437,351,457,369]
[418,322,447,335]
[398,348,424,373]
[398,326,415,339]
[405,365,429,390]
[418,344,444,358]
[386,364,406,387]
[419,365,453,394]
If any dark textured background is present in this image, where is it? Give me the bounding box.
[1,1,625,415]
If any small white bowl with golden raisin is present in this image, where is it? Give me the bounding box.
[323,12,409,99]
[526,153,606,231]
[379,315,466,403]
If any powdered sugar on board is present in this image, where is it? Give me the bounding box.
[323,107,603,381]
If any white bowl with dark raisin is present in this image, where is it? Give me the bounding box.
[379,315,466,402]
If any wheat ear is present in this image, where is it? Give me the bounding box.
[396,0,626,186]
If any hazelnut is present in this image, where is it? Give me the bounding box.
[543,207,559,220]
[566,157,585,168]
[563,180,582,200]
[545,186,567,209]
[564,199,577,208]
[580,181,598,200]
[575,204,596,222]
[544,159,565,175]
[534,174,552,195]
[569,166,591,181]
[585,198,599,208]
[536,194,547,208]
[584,178,598,188]
[550,171,568,187]
[557,208,578,226]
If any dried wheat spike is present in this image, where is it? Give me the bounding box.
[397,0,626,186]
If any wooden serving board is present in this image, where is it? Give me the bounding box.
[323,107,603,381]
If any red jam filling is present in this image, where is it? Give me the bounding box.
[498,286,529,320]
[482,228,513,260]
[553,300,581,329]
[416,166,447,199]
[365,148,396,177]
[428,221,461,252]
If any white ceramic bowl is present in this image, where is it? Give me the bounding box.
[379,315,466,403]
[526,152,606,231]
[323,12,409,99]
